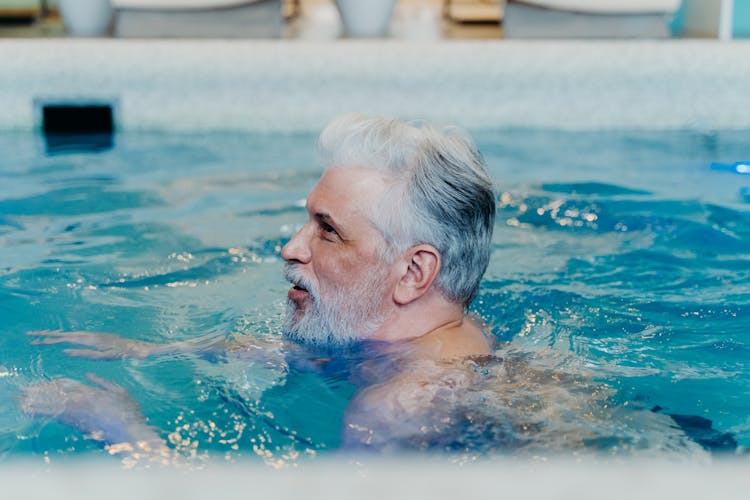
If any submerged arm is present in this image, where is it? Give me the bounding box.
[27,330,287,366]
[342,363,469,452]
[19,373,173,466]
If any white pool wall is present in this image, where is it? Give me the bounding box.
[2,39,750,132]
[2,458,749,500]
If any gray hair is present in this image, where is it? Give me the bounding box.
[318,113,495,306]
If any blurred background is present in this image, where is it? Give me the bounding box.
[0,0,748,40]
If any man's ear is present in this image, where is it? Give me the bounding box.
[393,244,441,306]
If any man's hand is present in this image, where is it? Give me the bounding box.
[19,373,170,463]
[28,329,290,368]
[27,330,163,359]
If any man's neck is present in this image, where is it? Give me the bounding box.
[367,289,468,343]
[365,291,492,361]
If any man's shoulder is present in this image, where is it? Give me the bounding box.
[342,357,479,450]
[410,317,493,361]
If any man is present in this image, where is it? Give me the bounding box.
[21,114,499,462]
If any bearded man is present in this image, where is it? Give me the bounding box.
[21,114,498,461]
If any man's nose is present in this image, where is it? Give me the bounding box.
[281,223,312,264]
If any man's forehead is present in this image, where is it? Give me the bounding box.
[306,167,387,217]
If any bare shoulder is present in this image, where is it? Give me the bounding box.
[352,316,492,407]
[409,316,493,361]
[342,317,494,450]
[342,357,477,450]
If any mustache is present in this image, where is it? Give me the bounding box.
[283,264,319,299]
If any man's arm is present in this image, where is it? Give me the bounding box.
[19,373,173,466]
[27,330,287,365]
[341,362,473,452]
[27,330,172,359]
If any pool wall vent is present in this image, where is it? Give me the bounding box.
[37,99,117,153]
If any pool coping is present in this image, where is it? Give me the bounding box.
[2,457,748,499]
[1,39,750,132]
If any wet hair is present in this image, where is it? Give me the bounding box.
[319,113,496,306]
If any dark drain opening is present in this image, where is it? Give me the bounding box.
[43,104,114,134]
[41,103,115,153]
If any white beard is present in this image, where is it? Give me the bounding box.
[282,263,389,347]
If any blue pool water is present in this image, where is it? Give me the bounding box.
[1,128,749,463]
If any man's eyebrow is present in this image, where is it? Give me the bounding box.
[315,212,340,229]
[315,212,352,240]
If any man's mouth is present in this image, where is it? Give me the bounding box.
[284,265,314,304]
[288,282,310,303]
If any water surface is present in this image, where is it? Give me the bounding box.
[1,129,748,463]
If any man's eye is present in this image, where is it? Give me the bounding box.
[320,223,338,238]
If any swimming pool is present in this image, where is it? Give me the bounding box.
[1,126,748,464]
